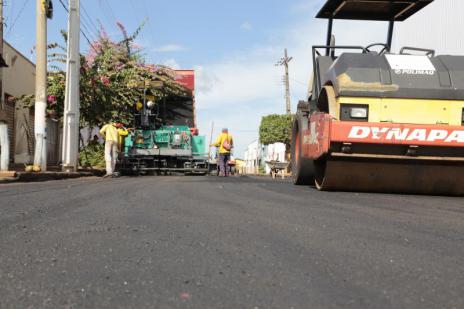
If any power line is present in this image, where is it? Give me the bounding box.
[81,3,99,35]
[57,0,97,53]
[103,0,117,22]
[74,2,98,41]
[79,12,97,41]
[127,0,157,64]
[6,0,14,28]
[79,2,99,35]
[80,20,96,43]
[140,0,158,44]
[96,0,117,27]
[127,0,139,21]
[289,78,308,86]
[5,0,31,38]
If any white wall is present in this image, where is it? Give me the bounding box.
[3,42,36,164]
[263,143,286,174]
[393,0,464,55]
[244,140,262,174]
[3,42,35,97]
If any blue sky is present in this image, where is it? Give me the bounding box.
[5,0,389,157]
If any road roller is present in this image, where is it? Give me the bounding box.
[292,0,464,195]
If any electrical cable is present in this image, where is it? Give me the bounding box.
[96,0,116,27]
[140,0,158,45]
[80,2,99,34]
[57,0,98,53]
[5,0,32,38]
[102,0,117,22]
[6,0,14,29]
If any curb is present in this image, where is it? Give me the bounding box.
[0,170,105,184]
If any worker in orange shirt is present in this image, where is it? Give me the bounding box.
[211,128,234,177]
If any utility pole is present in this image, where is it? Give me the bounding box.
[208,121,214,162]
[0,1,4,106]
[34,0,48,171]
[62,0,80,172]
[276,48,293,115]
[0,0,10,172]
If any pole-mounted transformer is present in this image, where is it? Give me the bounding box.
[43,0,54,19]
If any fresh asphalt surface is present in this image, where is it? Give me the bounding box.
[0,175,463,309]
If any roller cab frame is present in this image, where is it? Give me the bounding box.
[292,0,464,195]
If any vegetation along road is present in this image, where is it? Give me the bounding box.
[0,176,463,308]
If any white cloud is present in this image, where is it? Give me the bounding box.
[163,58,181,69]
[195,11,389,157]
[240,22,253,31]
[289,1,321,14]
[153,44,187,53]
[195,65,219,94]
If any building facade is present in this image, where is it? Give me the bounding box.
[2,42,61,166]
[244,140,263,174]
[3,42,36,164]
[244,141,287,175]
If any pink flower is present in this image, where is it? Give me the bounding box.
[131,43,141,50]
[100,76,110,86]
[47,95,57,104]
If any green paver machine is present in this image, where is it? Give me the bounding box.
[119,71,209,175]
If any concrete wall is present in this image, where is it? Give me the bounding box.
[3,42,35,97]
[3,42,36,164]
[393,0,464,55]
[263,143,286,174]
[244,140,263,174]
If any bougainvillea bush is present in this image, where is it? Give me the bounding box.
[19,23,188,128]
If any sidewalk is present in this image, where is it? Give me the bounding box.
[0,167,104,183]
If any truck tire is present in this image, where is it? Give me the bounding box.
[291,115,314,185]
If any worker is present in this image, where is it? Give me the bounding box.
[211,128,234,177]
[116,123,129,152]
[99,122,125,178]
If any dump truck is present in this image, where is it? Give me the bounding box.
[119,70,209,175]
[292,0,464,195]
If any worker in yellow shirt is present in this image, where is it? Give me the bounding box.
[116,124,129,152]
[100,122,127,178]
[211,128,234,177]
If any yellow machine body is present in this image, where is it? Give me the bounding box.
[334,97,464,126]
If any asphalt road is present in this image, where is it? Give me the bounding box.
[0,175,463,309]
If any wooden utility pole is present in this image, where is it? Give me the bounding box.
[34,0,48,171]
[276,48,293,115]
[62,0,81,172]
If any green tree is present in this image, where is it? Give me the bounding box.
[259,114,293,147]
